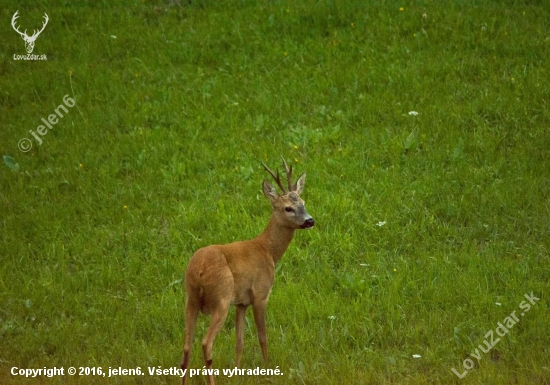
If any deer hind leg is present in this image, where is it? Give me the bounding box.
[252,301,268,364]
[235,304,247,367]
[201,298,231,385]
[181,294,199,385]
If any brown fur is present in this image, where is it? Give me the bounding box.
[181,160,314,385]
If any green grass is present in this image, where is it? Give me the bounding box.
[1,0,549,384]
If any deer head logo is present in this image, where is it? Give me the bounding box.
[11,11,49,54]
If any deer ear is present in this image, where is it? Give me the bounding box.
[262,180,278,202]
[295,173,306,195]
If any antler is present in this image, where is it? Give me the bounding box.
[11,11,27,38]
[11,11,48,39]
[262,161,287,193]
[280,156,295,192]
[32,13,49,39]
[262,156,302,193]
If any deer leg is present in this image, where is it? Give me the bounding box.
[252,301,268,364]
[181,297,199,385]
[202,302,230,385]
[235,305,247,367]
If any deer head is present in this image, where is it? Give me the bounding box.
[262,156,315,230]
[11,11,49,54]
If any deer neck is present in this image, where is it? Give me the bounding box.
[258,215,295,265]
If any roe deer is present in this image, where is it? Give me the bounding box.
[181,157,314,385]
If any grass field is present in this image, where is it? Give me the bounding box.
[1,0,549,384]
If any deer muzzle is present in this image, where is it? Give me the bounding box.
[301,217,315,229]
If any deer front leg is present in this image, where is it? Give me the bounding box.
[252,301,268,364]
[235,304,247,367]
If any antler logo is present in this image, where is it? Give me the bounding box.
[11,11,49,54]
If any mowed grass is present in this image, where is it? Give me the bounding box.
[1,0,549,384]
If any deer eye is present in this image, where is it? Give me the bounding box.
[285,207,293,212]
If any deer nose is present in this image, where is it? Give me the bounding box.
[302,217,315,229]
